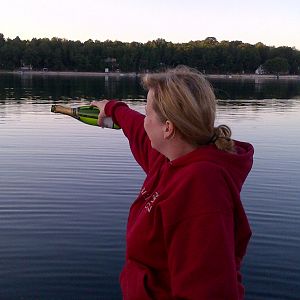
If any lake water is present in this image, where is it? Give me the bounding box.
[1,73,300,300]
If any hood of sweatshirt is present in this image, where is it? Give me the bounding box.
[167,140,254,263]
[169,140,254,192]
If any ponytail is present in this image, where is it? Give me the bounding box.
[209,125,235,152]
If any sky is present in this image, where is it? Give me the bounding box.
[1,0,300,50]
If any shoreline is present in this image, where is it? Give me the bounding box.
[0,70,138,78]
[206,74,300,80]
[1,70,300,80]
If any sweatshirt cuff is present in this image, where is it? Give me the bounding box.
[104,100,128,124]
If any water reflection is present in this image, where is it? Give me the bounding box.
[217,99,298,113]
[0,73,143,103]
[211,78,300,100]
[1,73,300,105]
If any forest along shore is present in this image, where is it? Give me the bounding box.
[1,70,300,80]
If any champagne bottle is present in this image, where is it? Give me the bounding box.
[51,105,120,129]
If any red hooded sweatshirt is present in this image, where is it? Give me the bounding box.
[105,100,254,300]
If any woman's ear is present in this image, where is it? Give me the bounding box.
[163,120,175,139]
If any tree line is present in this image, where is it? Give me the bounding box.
[0,34,299,74]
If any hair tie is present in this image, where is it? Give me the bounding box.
[208,133,218,144]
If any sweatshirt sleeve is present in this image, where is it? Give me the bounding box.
[162,166,242,299]
[105,100,160,174]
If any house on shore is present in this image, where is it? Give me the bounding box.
[255,65,266,75]
[19,64,33,72]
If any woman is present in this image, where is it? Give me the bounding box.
[91,66,254,300]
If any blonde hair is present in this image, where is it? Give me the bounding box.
[142,65,234,152]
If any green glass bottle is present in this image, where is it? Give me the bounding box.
[51,105,120,129]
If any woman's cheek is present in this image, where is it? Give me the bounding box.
[144,116,149,132]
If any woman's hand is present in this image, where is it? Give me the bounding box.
[90,100,109,127]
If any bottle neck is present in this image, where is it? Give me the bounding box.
[51,105,76,117]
